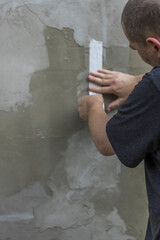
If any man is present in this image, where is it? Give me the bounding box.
[78,0,160,239]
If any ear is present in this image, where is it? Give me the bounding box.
[146,37,160,56]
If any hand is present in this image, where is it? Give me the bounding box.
[78,95,104,121]
[88,69,143,111]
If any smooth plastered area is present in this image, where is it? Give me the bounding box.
[0,1,151,239]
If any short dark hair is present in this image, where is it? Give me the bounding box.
[121,0,160,45]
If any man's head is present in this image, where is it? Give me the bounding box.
[121,0,160,66]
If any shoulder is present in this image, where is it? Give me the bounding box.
[146,66,160,77]
[143,66,160,91]
[127,66,160,102]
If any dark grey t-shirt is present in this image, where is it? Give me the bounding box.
[106,66,160,240]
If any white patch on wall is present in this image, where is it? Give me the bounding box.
[106,208,136,240]
[0,183,50,222]
[0,0,128,47]
[0,5,49,111]
[28,0,128,47]
[59,209,136,240]
[34,130,122,233]
[65,130,120,191]
[34,189,95,230]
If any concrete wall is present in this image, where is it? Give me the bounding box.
[0,1,151,239]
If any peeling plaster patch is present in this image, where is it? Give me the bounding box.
[0,0,128,47]
[34,189,95,230]
[106,208,136,240]
[60,211,136,240]
[0,182,50,222]
[0,221,62,240]
[0,5,49,111]
[28,0,129,47]
[1,182,135,239]
[65,130,121,190]
[0,182,61,240]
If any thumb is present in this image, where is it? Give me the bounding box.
[107,98,123,112]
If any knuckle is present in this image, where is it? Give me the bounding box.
[112,79,118,85]
[101,78,105,85]
[101,78,104,85]
[110,86,115,93]
[98,86,103,93]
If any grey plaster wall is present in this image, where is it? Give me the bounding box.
[0,1,151,239]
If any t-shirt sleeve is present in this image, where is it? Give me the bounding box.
[106,74,160,168]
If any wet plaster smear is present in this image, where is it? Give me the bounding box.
[0,0,150,239]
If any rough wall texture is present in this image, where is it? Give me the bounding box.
[0,1,151,239]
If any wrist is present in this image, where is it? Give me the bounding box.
[87,95,104,108]
[88,100,104,116]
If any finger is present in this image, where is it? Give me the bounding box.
[90,71,105,79]
[98,69,117,79]
[88,75,113,86]
[90,71,113,80]
[88,85,114,94]
[98,69,116,75]
[107,98,123,112]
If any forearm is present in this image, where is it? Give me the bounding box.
[88,103,115,156]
